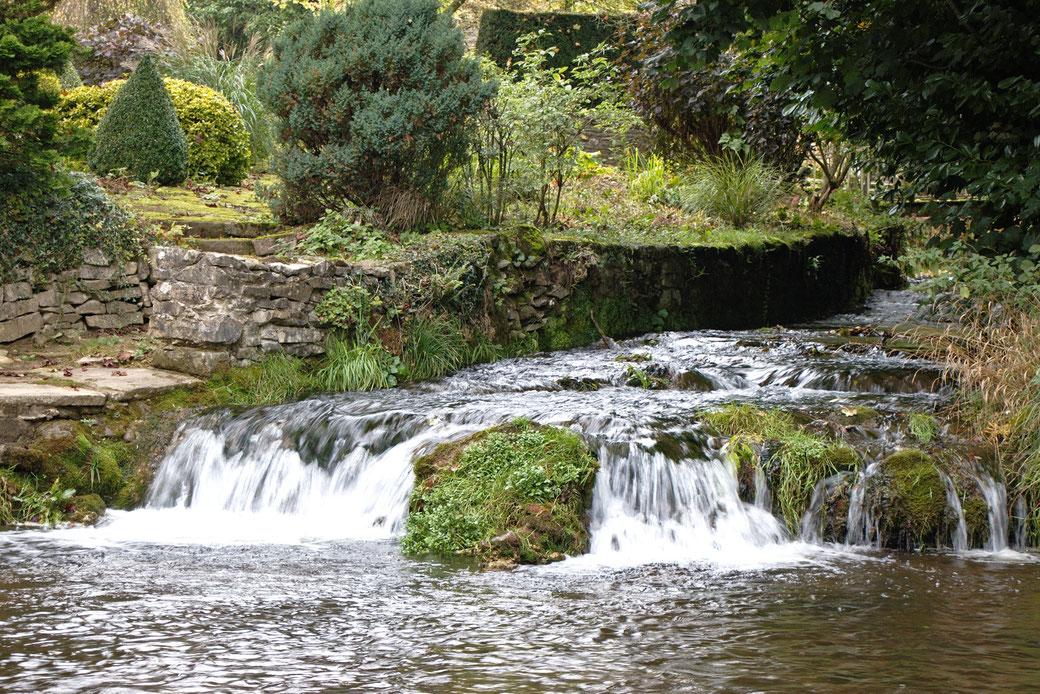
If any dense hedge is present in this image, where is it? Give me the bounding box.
[59,77,252,185]
[89,56,188,185]
[0,172,139,283]
[475,10,632,72]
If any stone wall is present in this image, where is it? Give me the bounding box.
[145,230,876,376]
[148,247,351,375]
[0,250,150,346]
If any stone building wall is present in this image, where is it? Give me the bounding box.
[0,250,150,346]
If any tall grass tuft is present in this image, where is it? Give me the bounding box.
[623,150,672,204]
[678,155,786,228]
[918,299,1040,541]
[166,30,274,163]
[402,316,466,381]
[212,352,315,405]
[315,338,402,392]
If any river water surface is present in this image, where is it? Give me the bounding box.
[2,290,1038,692]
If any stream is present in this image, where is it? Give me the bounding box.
[2,289,1039,692]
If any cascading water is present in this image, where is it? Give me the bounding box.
[845,463,880,547]
[974,466,1010,552]
[799,472,853,544]
[583,438,786,565]
[89,288,973,563]
[1013,497,1029,549]
[938,471,969,552]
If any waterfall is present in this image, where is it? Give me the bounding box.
[799,472,852,544]
[938,471,969,552]
[974,466,1009,552]
[1012,497,1029,550]
[846,463,880,546]
[584,440,787,565]
[753,465,772,513]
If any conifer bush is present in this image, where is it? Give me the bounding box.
[260,0,494,226]
[88,56,188,185]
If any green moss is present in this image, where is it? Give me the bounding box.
[403,420,599,568]
[68,494,106,524]
[870,449,950,549]
[961,495,989,548]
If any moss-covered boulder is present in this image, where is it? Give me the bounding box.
[402,420,599,569]
[868,449,953,549]
[89,55,188,185]
[68,494,106,524]
[0,421,129,525]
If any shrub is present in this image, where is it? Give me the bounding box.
[625,11,806,172]
[485,39,635,227]
[61,76,251,184]
[185,0,310,52]
[0,171,139,282]
[260,0,494,226]
[74,13,173,85]
[59,60,82,89]
[476,10,633,74]
[677,156,786,228]
[161,79,250,184]
[89,56,188,184]
[0,0,76,193]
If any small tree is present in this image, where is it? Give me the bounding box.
[260,0,494,227]
[0,0,76,193]
[88,55,188,184]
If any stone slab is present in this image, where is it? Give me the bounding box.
[0,383,107,408]
[31,367,201,402]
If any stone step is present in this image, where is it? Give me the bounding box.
[154,219,282,239]
[191,233,297,257]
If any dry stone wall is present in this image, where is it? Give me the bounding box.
[0,250,150,345]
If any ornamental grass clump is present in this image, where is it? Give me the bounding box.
[88,56,188,184]
[678,156,786,228]
[260,0,494,227]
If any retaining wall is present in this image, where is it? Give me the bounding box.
[0,250,150,345]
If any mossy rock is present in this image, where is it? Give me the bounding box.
[403,420,599,569]
[868,449,952,550]
[67,494,106,524]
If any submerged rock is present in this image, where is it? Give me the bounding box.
[402,420,599,569]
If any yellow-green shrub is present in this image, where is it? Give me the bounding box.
[58,77,251,185]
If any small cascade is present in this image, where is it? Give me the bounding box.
[799,472,852,544]
[585,439,787,564]
[753,466,772,513]
[938,471,969,552]
[142,407,476,542]
[846,463,881,546]
[1012,497,1029,550]
[974,466,1009,552]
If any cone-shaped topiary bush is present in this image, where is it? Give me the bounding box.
[88,55,187,184]
[260,0,494,227]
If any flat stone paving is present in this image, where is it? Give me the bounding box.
[0,366,200,407]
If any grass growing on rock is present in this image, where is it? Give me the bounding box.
[402,420,598,568]
[701,404,861,532]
